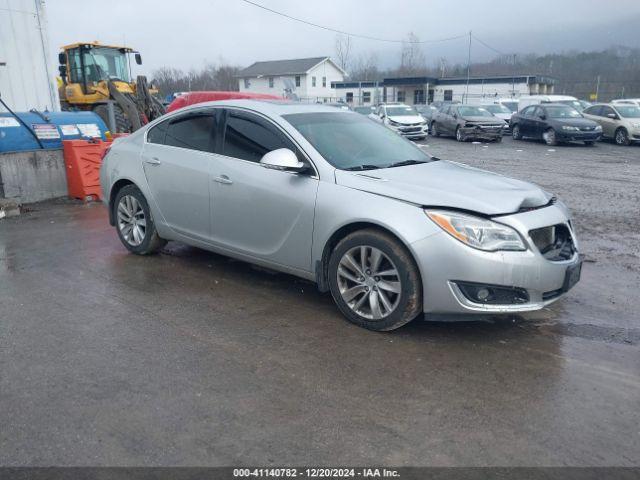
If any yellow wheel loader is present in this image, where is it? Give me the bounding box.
[57,42,165,133]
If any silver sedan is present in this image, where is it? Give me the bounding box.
[100,100,582,331]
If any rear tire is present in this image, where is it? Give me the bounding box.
[615,127,630,146]
[328,229,422,331]
[512,124,522,140]
[113,185,166,255]
[584,141,596,146]
[93,104,132,133]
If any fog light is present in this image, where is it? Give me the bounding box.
[455,282,529,305]
[476,288,491,301]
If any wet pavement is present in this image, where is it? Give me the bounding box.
[1,137,639,466]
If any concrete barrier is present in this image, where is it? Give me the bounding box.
[0,149,67,204]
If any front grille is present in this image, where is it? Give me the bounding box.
[529,224,576,261]
[401,127,422,133]
[579,126,595,131]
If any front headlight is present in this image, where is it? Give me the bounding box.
[388,119,401,127]
[561,125,580,131]
[594,125,602,131]
[631,122,640,129]
[425,210,526,251]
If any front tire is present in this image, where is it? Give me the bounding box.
[455,126,465,142]
[431,122,440,137]
[615,127,630,146]
[543,128,558,146]
[113,185,166,255]
[328,229,422,331]
[94,104,132,133]
[512,124,522,140]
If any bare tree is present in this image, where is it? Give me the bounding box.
[334,34,353,74]
[351,52,380,81]
[151,62,241,97]
[399,32,426,76]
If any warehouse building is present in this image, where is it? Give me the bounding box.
[332,75,557,106]
[237,56,346,102]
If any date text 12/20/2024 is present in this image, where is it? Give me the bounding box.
[233,468,400,478]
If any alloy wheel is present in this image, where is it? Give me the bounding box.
[117,195,147,246]
[336,246,401,320]
[543,129,556,145]
[615,129,628,145]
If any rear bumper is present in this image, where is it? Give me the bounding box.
[409,203,581,317]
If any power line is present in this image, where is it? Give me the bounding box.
[472,33,508,56]
[239,0,468,44]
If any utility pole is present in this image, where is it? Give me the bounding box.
[595,75,601,102]
[465,30,472,104]
[512,54,517,97]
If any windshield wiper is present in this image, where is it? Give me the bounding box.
[343,164,382,171]
[386,159,428,168]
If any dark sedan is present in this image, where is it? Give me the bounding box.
[511,103,602,146]
[430,105,507,142]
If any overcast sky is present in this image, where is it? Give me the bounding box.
[47,0,640,76]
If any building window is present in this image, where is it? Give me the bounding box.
[268,77,274,88]
[312,76,316,87]
[322,76,326,87]
[362,91,371,103]
[397,91,405,103]
[414,89,425,104]
[346,92,353,103]
[444,89,453,101]
[295,75,300,87]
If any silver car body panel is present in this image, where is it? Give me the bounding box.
[100,99,581,318]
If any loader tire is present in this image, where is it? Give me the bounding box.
[93,104,132,134]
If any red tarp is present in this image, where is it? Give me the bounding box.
[167,91,283,113]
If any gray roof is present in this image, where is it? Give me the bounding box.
[237,57,330,77]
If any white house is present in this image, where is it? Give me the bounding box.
[237,57,346,103]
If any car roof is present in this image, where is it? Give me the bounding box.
[171,99,355,117]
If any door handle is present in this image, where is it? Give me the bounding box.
[145,157,161,166]
[214,175,233,185]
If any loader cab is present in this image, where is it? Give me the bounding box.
[59,43,141,94]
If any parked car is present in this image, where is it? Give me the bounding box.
[354,106,375,116]
[101,100,582,331]
[577,100,592,111]
[325,102,351,111]
[582,103,640,145]
[612,98,640,108]
[518,95,582,112]
[415,105,438,132]
[510,103,602,146]
[373,104,428,140]
[479,103,513,133]
[430,105,507,142]
[495,98,519,113]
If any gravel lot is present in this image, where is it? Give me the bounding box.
[0,135,638,467]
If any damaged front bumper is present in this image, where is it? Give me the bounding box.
[409,202,582,319]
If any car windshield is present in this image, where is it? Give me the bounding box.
[483,104,512,114]
[457,106,493,117]
[501,101,518,112]
[283,112,433,170]
[616,106,640,118]
[545,106,582,118]
[83,47,130,82]
[386,106,418,116]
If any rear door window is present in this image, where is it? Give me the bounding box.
[584,105,602,116]
[222,110,296,163]
[164,111,219,153]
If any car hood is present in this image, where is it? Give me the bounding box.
[462,116,506,125]
[388,115,425,125]
[335,161,552,215]
[550,117,599,127]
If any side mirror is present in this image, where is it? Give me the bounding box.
[539,114,547,120]
[58,65,67,78]
[135,53,142,65]
[260,148,307,172]
[58,52,66,65]
[607,113,618,119]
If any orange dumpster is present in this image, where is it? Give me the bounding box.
[62,139,112,201]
